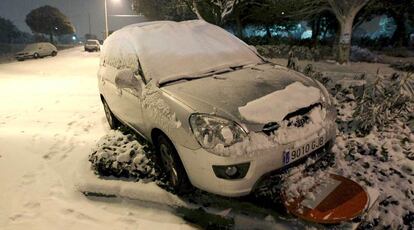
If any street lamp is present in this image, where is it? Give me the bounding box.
[104,0,109,39]
[104,0,123,39]
[104,0,138,39]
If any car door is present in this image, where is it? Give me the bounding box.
[37,44,45,56]
[99,58,124,120]
[116,71,146,134]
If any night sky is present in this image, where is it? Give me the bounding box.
[0,0,383,40]
[0,0,146,39]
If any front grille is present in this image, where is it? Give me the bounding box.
[251,140,333,192]
[261,103,321,136]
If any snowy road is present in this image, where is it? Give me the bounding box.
[0,47,194,230]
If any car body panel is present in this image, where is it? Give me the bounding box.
[161,63,318,132]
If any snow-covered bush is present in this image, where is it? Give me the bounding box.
[302,64,330,86]
[89,130,156,180]
[350,46,382,63]
[256,45,330,60]
[353,72,414,134]
[390,62,414,73]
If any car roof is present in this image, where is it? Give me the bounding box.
[103,20,261,84]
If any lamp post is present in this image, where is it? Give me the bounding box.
[104,0,137,39]
[104,0,109,39]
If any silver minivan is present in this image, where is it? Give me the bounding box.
[98,20,337,197]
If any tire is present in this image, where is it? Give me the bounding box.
[33,53,39,59]
[102,99,121,129]
[17,58,24,62]
[156,134,192,194]
[51,51,57,56]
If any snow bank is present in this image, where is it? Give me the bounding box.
[77,131,186,207]
[76,156,186,207]
[238,82,321,123]
[105,20,261,83]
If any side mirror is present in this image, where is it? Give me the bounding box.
[115,69,142,92]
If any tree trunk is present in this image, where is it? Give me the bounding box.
[49,33,54,43]
[328,0,370,64]
[337,19,353,64]
[265,25,272,39]
[192,1,204,20]
[391,13,407,47]
[311,16,321,46]
[235,12,243,39]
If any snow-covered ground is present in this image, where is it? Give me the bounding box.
[0,47,194,230]
[1,47,412,230]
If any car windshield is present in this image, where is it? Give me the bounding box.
[87,41,97,45]
[114,21,263,84]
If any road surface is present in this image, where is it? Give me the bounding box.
[0,47,194,230]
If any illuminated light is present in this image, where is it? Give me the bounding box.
[301,30,313,39]
[72,36,77,41]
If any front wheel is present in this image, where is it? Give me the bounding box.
[33,53,39,59]
[102,99,121,129]
[51,51,57,56]
[156,135,192,194]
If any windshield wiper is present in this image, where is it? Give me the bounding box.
[159,67,233,87]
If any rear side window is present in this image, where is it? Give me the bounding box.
[102,39,138,72]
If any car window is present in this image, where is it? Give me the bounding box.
[24,44,37,51]
[102,39,139,72]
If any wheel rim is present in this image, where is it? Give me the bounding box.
[160,143,179,187]
[103,102,113,126]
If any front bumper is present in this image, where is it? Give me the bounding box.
[175,121,337,197]
[15,54,31,59]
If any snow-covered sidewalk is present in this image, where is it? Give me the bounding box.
[0,47,193,230]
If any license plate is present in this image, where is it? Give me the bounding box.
[283,136,325,165]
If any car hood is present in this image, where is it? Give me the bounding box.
[161,63,321,132]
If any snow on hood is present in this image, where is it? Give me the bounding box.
[238,82,321,123]
[106,20,261,83]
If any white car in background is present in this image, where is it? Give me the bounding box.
[84,39,101,52]
[15,42,57,61]
[98,20,337,197]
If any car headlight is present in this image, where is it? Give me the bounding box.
[189,114,247,150]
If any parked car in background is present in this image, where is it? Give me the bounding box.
[98,20,337,197]
[84,39,101,52]
[15,42,58,61]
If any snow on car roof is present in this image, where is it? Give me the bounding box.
[103,20,262,84]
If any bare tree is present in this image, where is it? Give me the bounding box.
[272,0,370,63]
[181,0,240,24]
[327,0,370,63]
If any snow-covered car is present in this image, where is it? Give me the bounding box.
[98,20,337,197]
[15,42,57,61]
[84,39,100,52]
